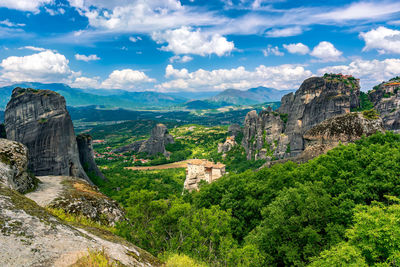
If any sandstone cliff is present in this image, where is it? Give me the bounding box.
[114,123,174,156]
[4,88,89,181]
[76,133,107,181]
[0,138,36,193]
[243,74,360,160]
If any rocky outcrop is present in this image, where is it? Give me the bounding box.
[228,124,242,137]
[278,75,360,156]
[218,136,237,154]
[114,123,174,156]
[0,138,36,193]
[4,88,89,181]
[76,134,107,181]
[263,112,384,167]
[0,123,5,138]
[300,112,384,161]
[26,176,124,227]
[0,183,161,266]
[243,74,361,160]
[368,80,400,131]
[242,109,289,160]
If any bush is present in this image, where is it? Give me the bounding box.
[362,109,379,120]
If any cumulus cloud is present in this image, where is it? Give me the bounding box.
[69,0,223,34]
[152,26,234,56]
[0,0,52,13]
[360,26,400,54]
[318,58,400,89]
[265,26,304,37]
[283,43,310,55]
[169,55,193,63]
[101,69,155,89]
[70,76,100,88]
[75,54,100,62]
[262,45,284,56]
[157,64,312,92]
[310,41,343,62]
[0,50,75,83]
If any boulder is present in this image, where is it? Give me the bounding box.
[0,138,36,193]
[76,134,107,181]
[4,88,89,182]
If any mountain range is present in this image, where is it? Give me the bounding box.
[0,83,293,111]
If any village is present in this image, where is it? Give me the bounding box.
[92,139,150,164]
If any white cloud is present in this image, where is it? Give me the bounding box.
[0,0,52,13]
[169,55,193,63]
[283,43,310,55]
[310,41,343,62]
[101,69,155,89]
[18,46,46,52]
[0,19,25,27]
[69,0,224,34]
[360,26,400,54]
[129,36,142,42]
[75,54,101,62]
[157,64,312,92]
[265,26,304,37]
[262,45,284,56]
[313,1,400,21]
[318,58,400,90]
[152,26,234,56]
[0,50,75,83]
[70,76,100,88]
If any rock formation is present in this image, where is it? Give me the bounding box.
[368,79,400,131]
[242,109,289,160]
[114,123,174,156]
[0,183,161,266]
[242,74,361,160]
[0,123,5,138]
[228,124,242,137]
[76,133,107,181]
[0,138,36,193]
[218,136,237,154]
[4,88,89,181]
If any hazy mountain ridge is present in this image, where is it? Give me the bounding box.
[0,82,187,110]
[210,86,295,105]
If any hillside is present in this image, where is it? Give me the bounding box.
[210,86,294,105]
[0,82,187,110]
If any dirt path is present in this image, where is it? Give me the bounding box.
[125,159,194,171]
[25,176,65,207]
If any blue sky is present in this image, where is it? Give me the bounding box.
[0,0,400,92]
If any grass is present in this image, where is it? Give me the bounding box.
[71,248,124,267]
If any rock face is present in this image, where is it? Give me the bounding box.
[242,109,289,160]
[0,138,36,193]
[0,124,5,138]
[228,124,242,137]
[0,184,161,266]
[368,80,400,131]
[218,136,237,154]
[300,112,384,161]
[242,74,360,160]
[76,134,107,181]
[4,88,89,181]
[114,123,174,156]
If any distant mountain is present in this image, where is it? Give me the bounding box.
[0,82,187,110]
[166,91,220,100]
[210,86,294,105]
[0,110,4,122]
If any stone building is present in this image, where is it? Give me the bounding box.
[184,159,226,191]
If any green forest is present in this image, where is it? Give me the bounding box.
[90,131,400,266]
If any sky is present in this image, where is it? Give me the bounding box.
[0,0,400,93]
